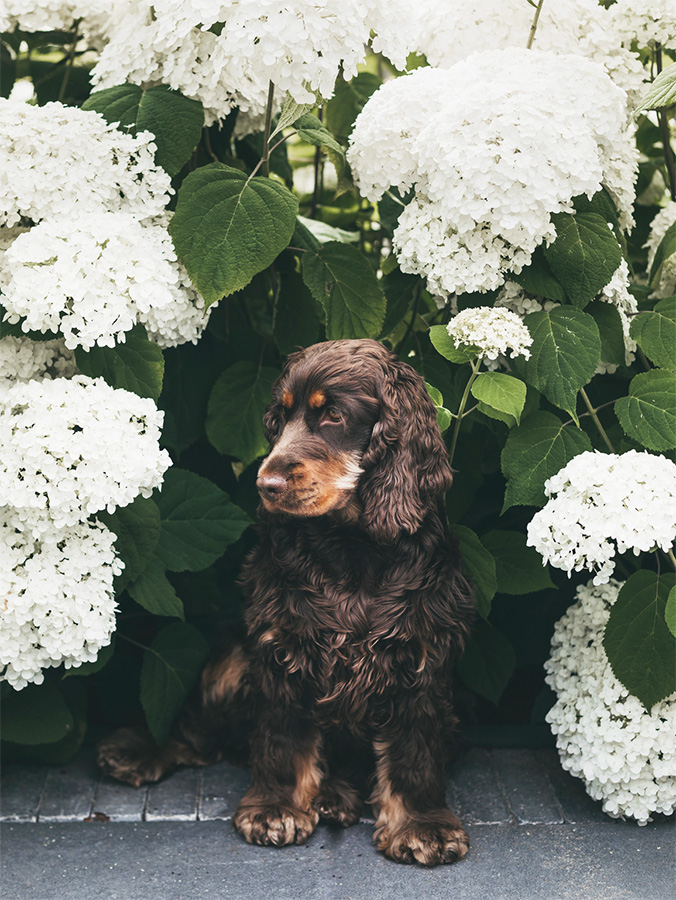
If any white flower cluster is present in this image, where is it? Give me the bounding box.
[0,0,114,47]
[527,450,676,585]
[545,578,676,824]
[0,335,77,385]
[1,211,208,350]
[0,98,170,228]
[349,49,637,296]
[414,0,646,105]
[645,201,676,299]
[0,374,171,535]
[91,0,412,126]
[446,307,532,363]
[610,0,676,50]
[0,519,122,690]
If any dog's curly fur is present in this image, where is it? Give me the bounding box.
[98,339,475,867]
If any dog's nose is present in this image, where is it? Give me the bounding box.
[257,474,288,500]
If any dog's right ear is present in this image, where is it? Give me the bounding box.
[263,349,306,446]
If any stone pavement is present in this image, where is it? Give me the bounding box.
[2,747,674,900]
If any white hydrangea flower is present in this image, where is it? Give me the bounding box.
[349,49,637,296]
[0,98,171,228]
[545,578,676,825]
[0,1,114,46]
[0,336,77,386]
[527,451,676,585]
[610,0,676,50]
[0,375,171,536]
[645,201,676,299]
[413,0,646,107]
[0,210,210,350]
[92,0,412,126]
[0,517,121,690]
[446,307,532,363]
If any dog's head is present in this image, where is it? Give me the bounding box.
[258,339,453,542]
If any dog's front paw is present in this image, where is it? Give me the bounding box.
[314,777,362,827]
[233,797,319,847]
[374,812,469,867]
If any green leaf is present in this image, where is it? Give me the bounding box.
[380,270,417,338]
[666,586,676,638]
[206,361,279,466]
[630,296,676,372]
[425,383,451,433]
[2,682,74,745]
[471,373,527,424]
[517,307,601,417]
[603,571,676,711]
[128,556,184,620]
[572,189,621,233]
[301,242,385,339]
[586,301,626,368]
[273,270,321,356]
[296,215,359,245]
[154,467,252,572]
[140,622,210,745]
[325,73,381,142]
[452,525,497,619]
[480,530,555,595]
[615,369,676,451]
[543,212,622,308]
[83,84,204,176]
[169,163,299,307]
[635,63,676,113]
[269,93,317,141]
[98,496,162,592]
[511,247,567,303]
[501,411,593,510]
[74,324,165,401]
[428,324,476,364]
[294,113,345,156]
[63,639,116,679]
[456,620,516,706]
[648,221,676,289]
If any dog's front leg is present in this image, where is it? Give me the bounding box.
[233,709,323,847]
[371,725,469,866]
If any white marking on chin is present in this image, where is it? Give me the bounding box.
[333,454,364,491]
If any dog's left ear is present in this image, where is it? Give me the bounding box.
[358,358,453,542]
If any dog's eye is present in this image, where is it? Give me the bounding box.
[320,407,342,425]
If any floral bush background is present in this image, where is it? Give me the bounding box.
[1,0,675,825]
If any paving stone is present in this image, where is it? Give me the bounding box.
[92,776,148,823]
[145,767,201,822]
[534,748,610,825]
[37,750,99,823]
[0,765,48,823]
[492,748,564,825]
[448,747,512,824]
[198,760,251,821]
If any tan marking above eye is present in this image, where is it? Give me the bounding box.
[282,390,294,409]
[308,390,326,409]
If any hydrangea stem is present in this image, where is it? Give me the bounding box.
[261,81,276,177]
[526,0,546,50]
[580,387,615,453]
[668,548,676,571]
[57,19,81,104]
[448,359,481,468]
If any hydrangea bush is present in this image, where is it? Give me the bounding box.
[1,0,674,823]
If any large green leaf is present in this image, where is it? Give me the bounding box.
[614,369,676,451]
[666,586,676,638]
[511,247,567,303]
[206,361,279,466]
[630,296,676,372]
[301,242,385,339]
[453,525,497,619]
[154,468,252,573]
[517,307,601,417]
[501,411,593,510]
[635,63,676,113]
[586,301,626,368]
[128,557,184,620]
[543,212,622,308]
[603,571,676,711]
[140,622,210,745]
[480,530,555,595]
[471,372,526,425]
[98,496,162,592]
[456,620,516,706]
[2,682,74,745]
[83,83,204,176]
[75,324,165,401]
[273,270,321,356]
[170,163,299,307]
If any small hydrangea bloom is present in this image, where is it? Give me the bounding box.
[0,336,77,386]
[0,1,114,46]
[0,518,121,689]
[610,0,676,50]
[446,307,532,363]
[0,375,171,536]
[545,578,676,824]
[527,450,676,584]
